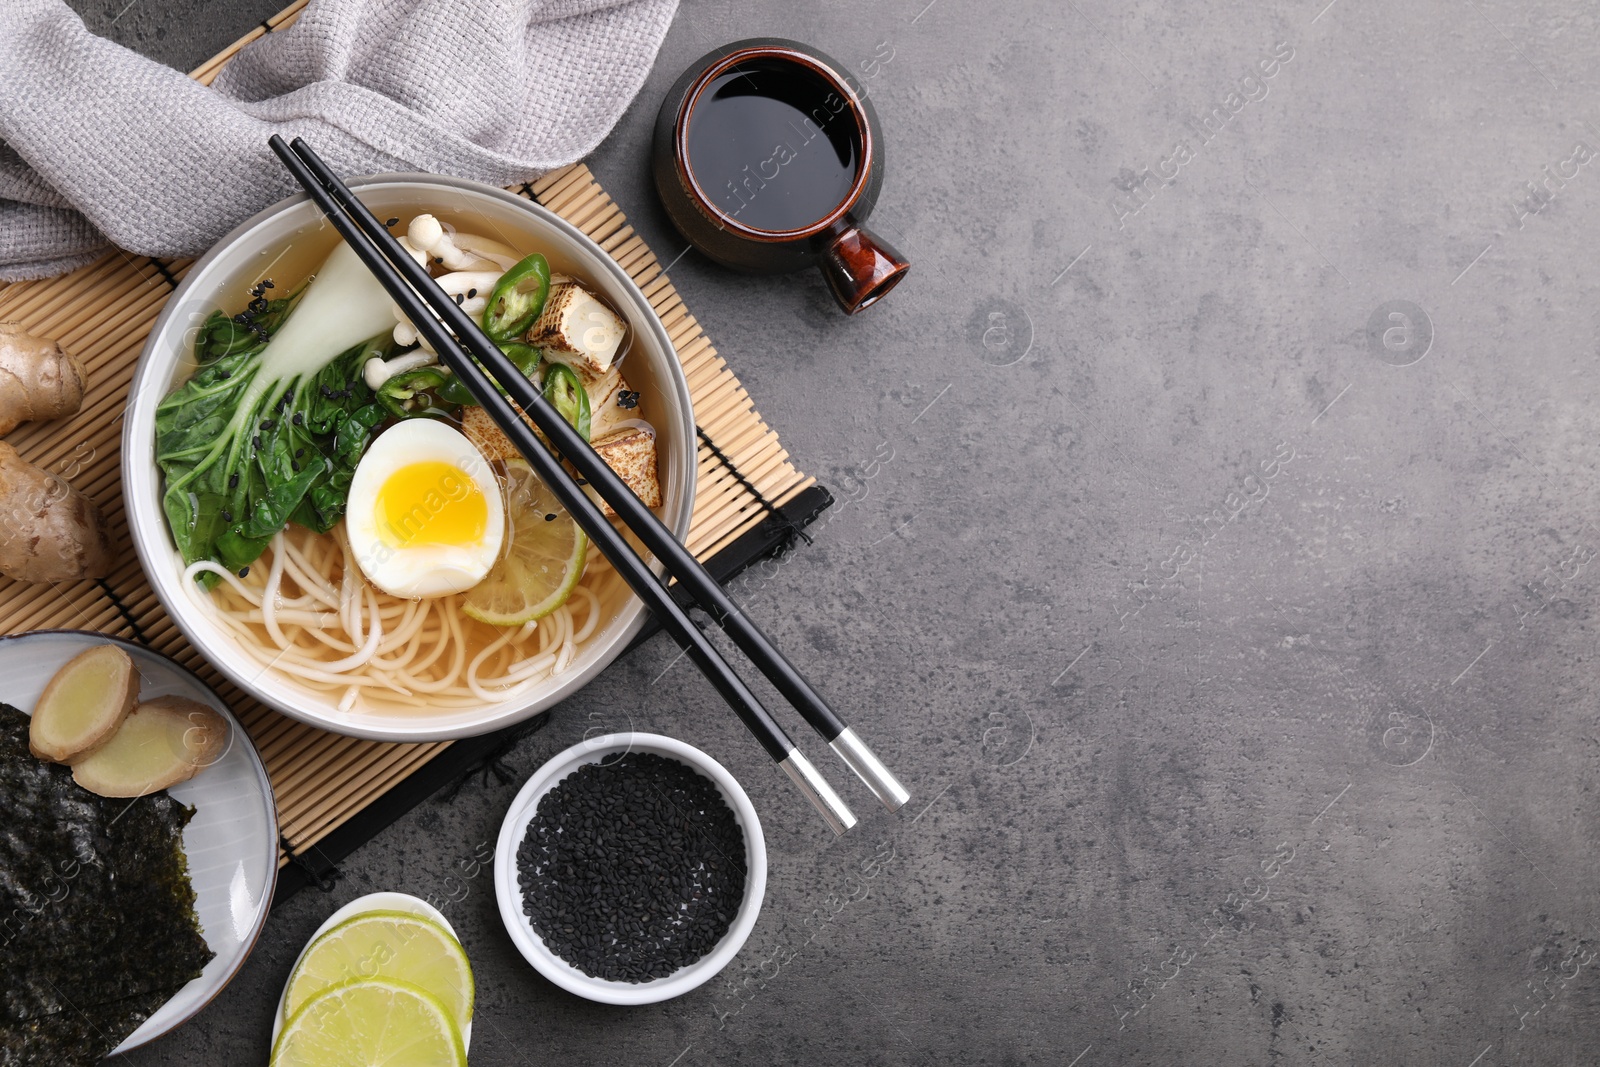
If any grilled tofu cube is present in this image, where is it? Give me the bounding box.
[587,427,661,515]
[461,403,522,463]
[462,365,629,450]
[585,369,630,439]
[463,409,661,516]
[530,283,627,374]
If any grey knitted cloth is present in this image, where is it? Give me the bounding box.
[0,0,677,281]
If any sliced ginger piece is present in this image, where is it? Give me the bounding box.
[71,695,228,798]
[28,643,138,763]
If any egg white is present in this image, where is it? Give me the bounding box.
[345,420,505,598]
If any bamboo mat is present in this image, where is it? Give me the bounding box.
[0,3,815,865]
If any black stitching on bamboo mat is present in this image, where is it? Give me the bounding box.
[279,834,341,893]
[518,181,536,200]
[696,426,811,545]
[96,579,151,647]
[148,258,179,290]
[437,710,550,801]
[259,19,275,33]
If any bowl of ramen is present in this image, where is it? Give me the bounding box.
[123,175,696,742]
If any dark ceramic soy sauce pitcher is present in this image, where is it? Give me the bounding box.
[652,38,909,315]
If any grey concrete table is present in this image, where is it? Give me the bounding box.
[65,0,1600,1063]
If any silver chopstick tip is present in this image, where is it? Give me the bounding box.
[780,748,857,836]
[830,727,911,812]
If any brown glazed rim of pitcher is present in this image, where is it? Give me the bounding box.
[673,45,875,241]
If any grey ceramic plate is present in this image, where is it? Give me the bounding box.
[0,630,278,1052]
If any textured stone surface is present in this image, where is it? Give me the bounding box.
[71,0,1600,1063]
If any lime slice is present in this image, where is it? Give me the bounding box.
[271,978,465,1067]
[463,459,587,626]
[282,911,473,1032]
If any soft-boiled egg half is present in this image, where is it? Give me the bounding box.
[345,420,504,598]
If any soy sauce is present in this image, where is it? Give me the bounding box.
[686,60,861,232]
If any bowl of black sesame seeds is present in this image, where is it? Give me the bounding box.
[494,732,766,1004]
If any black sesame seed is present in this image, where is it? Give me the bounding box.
[228,474,239,489]
[517,753,745,983]
[467,288,477,298]
[545,513,556,522]
[617,389,641,410]
[294,448,305,459]
[217,369,231,380]
[221,511,233,523]
[386,217,400,228]
[260,419,276,431]
[252,435,262,449]
[238,567,249,578]
[292,413,303,426]
[291,461,300,472]
[454,293,465,306]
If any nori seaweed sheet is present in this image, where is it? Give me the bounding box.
[0,702,213,1064]
[0,989,180,1067]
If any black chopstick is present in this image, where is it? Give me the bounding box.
[279,138,909,814]
[269,135,857,835]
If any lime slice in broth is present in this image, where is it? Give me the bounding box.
[463,460,587,626]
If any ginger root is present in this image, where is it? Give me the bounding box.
[0,441,112,582]
[0,323,87,437]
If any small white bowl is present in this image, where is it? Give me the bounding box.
[493,733,766,1005]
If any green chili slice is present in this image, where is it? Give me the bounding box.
[499,342,543,377]
[376,367,456,419]
[385,344,540,413]
[434,372,477,407]
[483,253,551,343]
[542,361,590,442]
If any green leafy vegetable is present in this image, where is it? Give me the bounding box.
[155,302,391,587]
[155,243,411,585]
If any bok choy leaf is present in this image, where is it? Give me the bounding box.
[154,242,400,586]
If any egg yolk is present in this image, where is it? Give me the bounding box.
[374,460,489,549]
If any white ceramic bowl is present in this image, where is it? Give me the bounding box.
[122,175,696,742]
[494,733,766,1005]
